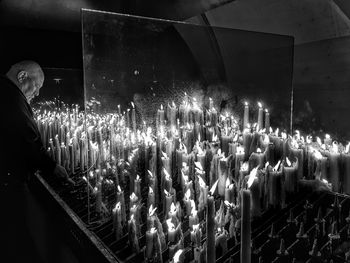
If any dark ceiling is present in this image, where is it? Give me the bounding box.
[0,0,234,32]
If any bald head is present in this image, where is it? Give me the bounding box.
[6,60,44,103]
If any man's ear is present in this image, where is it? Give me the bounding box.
[17,71,28,83]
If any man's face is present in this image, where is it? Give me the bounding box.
[22,76,43,103]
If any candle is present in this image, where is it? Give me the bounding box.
[215,228,228,256]
[183,188,192,216]
[191,224,201,247]
[112,202,123,241]
[283,157,298,194]
[189,203,199,228]
[327,142,340,192]
[235,146,245,180]
[225,178,235,204]
[247,167,261,217]
[248,148,265,171]
[148,186,155,209]
[241,187,251,263]
[131,102,136,133]
[206,181,218,263]
[243,101,249,129]
[218,155,228,197]
[342,143,350,194]
[257,102,263,131]
[128,214,140,253]
[166,218,177,243]
[264,109,270,131]
[116,185,126,224]
[146,227,157,259]
[134,174,141,199]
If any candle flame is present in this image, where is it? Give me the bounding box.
[226,177,231,188]
[130,192,137,200]
[150,227,157,233]
[197,175,206,188]
[136,174,140,181]
[173,249,183,263]
[346,142,350,154]
[160,104,163,110]
[131,101,135,108]
[163,168,171,180]
[281,132,287,140]
[147,170,154,178]
[241,162,249,171]
[269,127,273,134]
[332,141,339,153]
[313,150,323,160]
[164,189,170,196]
[149,205,157,216]
[149,186,153,195]
[209,179,219,195]
[170,202,177,214]
[185,188,191,200]
[316,137,322,146]
[192,224,200,232]
[258,102,262,108]
[212,133,218,142]
[286,157,292,167]
[256,148,262,153]
[291,138,299,149]
[247,167,258,188]
[325,134,330,140]
[195,162,203,171]
[306,135,312,144]
[244,101,248,106]
[236,146,245,154]
[322,179,329,184]
[166,219,175,231]
[273,160,281,172]
[265,109,269,113]
[113,202,121,213]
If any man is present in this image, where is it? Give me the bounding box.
[0,61,72,262]
[0,60,71,180]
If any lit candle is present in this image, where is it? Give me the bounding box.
[283,157,298,194]
[128,214,140,253]
[131,101,136,133]
[248,147,265,171]
[146,227,157,259]
[224,178,235,204]
[183,188,192,216]
[327,142,340,192]
[241,185,251,263]
[215,228,228,256]
[264,109,270,132]
[206,180,218,263]
[243,101,249,129]
[257,102,263,131]
[134,174,141,199]
[166,218,177,243]
[189,202,199,228]
[112,202,123,241]
[342,143,350,194]
[191,223,201,247]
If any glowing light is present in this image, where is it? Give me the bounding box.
[226,177,231,188]
[273,160,281,172]
[131,101,135,108]
[256,148,262,153]
[236,146,245,154]
[166,218,175,231]
[163,168,171,180]
[113,202,121,213]
[245,101,248,106]
[149,186,153,194]
[247,167,258,188]
[209,180,219,195]
[286,157,292,167]
[195,162,203,171]
[184,189,191,200]
[150,227,157,233]
[170,202,177,214]
[173,249,183,263]
[258,102,262,108]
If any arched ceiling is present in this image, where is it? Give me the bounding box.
[188,0,350,44]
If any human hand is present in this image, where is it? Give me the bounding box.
[53,164,75,186]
